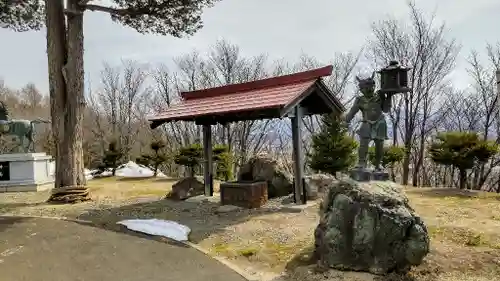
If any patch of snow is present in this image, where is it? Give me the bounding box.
[117,219,191,242]
[115,161,154,178]
[49,160,167,179]
[84,169,94,180]
[114,161,168,178]
[98,170,113,177]
[156,171,167,178]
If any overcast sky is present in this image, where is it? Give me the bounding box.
[0,0,499,93]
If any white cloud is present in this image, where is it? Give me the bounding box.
[0,0,498,93]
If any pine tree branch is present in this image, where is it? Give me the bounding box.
[83,4,128,15]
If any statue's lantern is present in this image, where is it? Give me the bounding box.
[377,60,411,94]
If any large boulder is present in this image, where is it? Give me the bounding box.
[304,173,337,199]
[167,177,204,200]
[314,179,430,275]
[238,155,293,198]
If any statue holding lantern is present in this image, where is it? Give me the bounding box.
[344,61,411,181]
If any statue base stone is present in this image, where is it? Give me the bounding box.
[0,153,54,193]
[349,168,390,182]
[349,168,372,182]
[372,170,390,181]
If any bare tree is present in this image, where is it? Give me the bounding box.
[464,43,500,190]
[202,40,273,174]
[367,1,459,185]
[152,64,176,108]
[20,83,44,116]
[173,51,205,146]
[119,60,149,160]
[84,82,107,165]
[99,63,121,140]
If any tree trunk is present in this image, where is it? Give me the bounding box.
[412,131,426,187]
[44,0,66,188]
[402,147,411,185]
[459,168,466,190]
[47,0,89,203]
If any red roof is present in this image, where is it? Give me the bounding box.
[149,65,341,127]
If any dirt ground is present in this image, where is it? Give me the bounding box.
[1,177,500,281]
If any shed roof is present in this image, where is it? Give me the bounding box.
[149,65,344,128]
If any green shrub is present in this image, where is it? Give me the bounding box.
[102,140,124,176]
[174,143,233,179]
[308,114,358,176]
[429,131,498,189]
[137,140,169,176]
[213,144,233,181]
[174,143,203,177]
[368,145,405,168]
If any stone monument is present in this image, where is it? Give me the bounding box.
[344,61,410,181]
[0,101,53,192]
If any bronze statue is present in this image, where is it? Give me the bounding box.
[344,72,393,173]
[0,101,49,153]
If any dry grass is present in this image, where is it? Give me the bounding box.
[1,180,500,281]
[400,188,500,280]
[199,209,318,275]
[0,177,176,217]
[89,177,175,197]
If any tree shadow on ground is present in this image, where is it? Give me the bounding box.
[76,197,304,245]
[72,220,191,248]
[0,202,49,213]
[116,177,157,182]
[152,178,179,183]
[0,216,27,233]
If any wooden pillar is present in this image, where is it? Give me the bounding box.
[202,124,214,196]
[291,105,305,204]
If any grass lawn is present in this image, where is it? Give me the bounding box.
[1,177,500,281]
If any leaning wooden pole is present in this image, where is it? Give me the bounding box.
[291,105,306,204]
[202,124,214,196]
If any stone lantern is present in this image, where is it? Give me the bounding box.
[377,60,411,94]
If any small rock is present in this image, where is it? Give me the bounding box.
[304,173,337,199]
[216,205,243,213]
[169,177,204,200]
[237,154,293,198]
